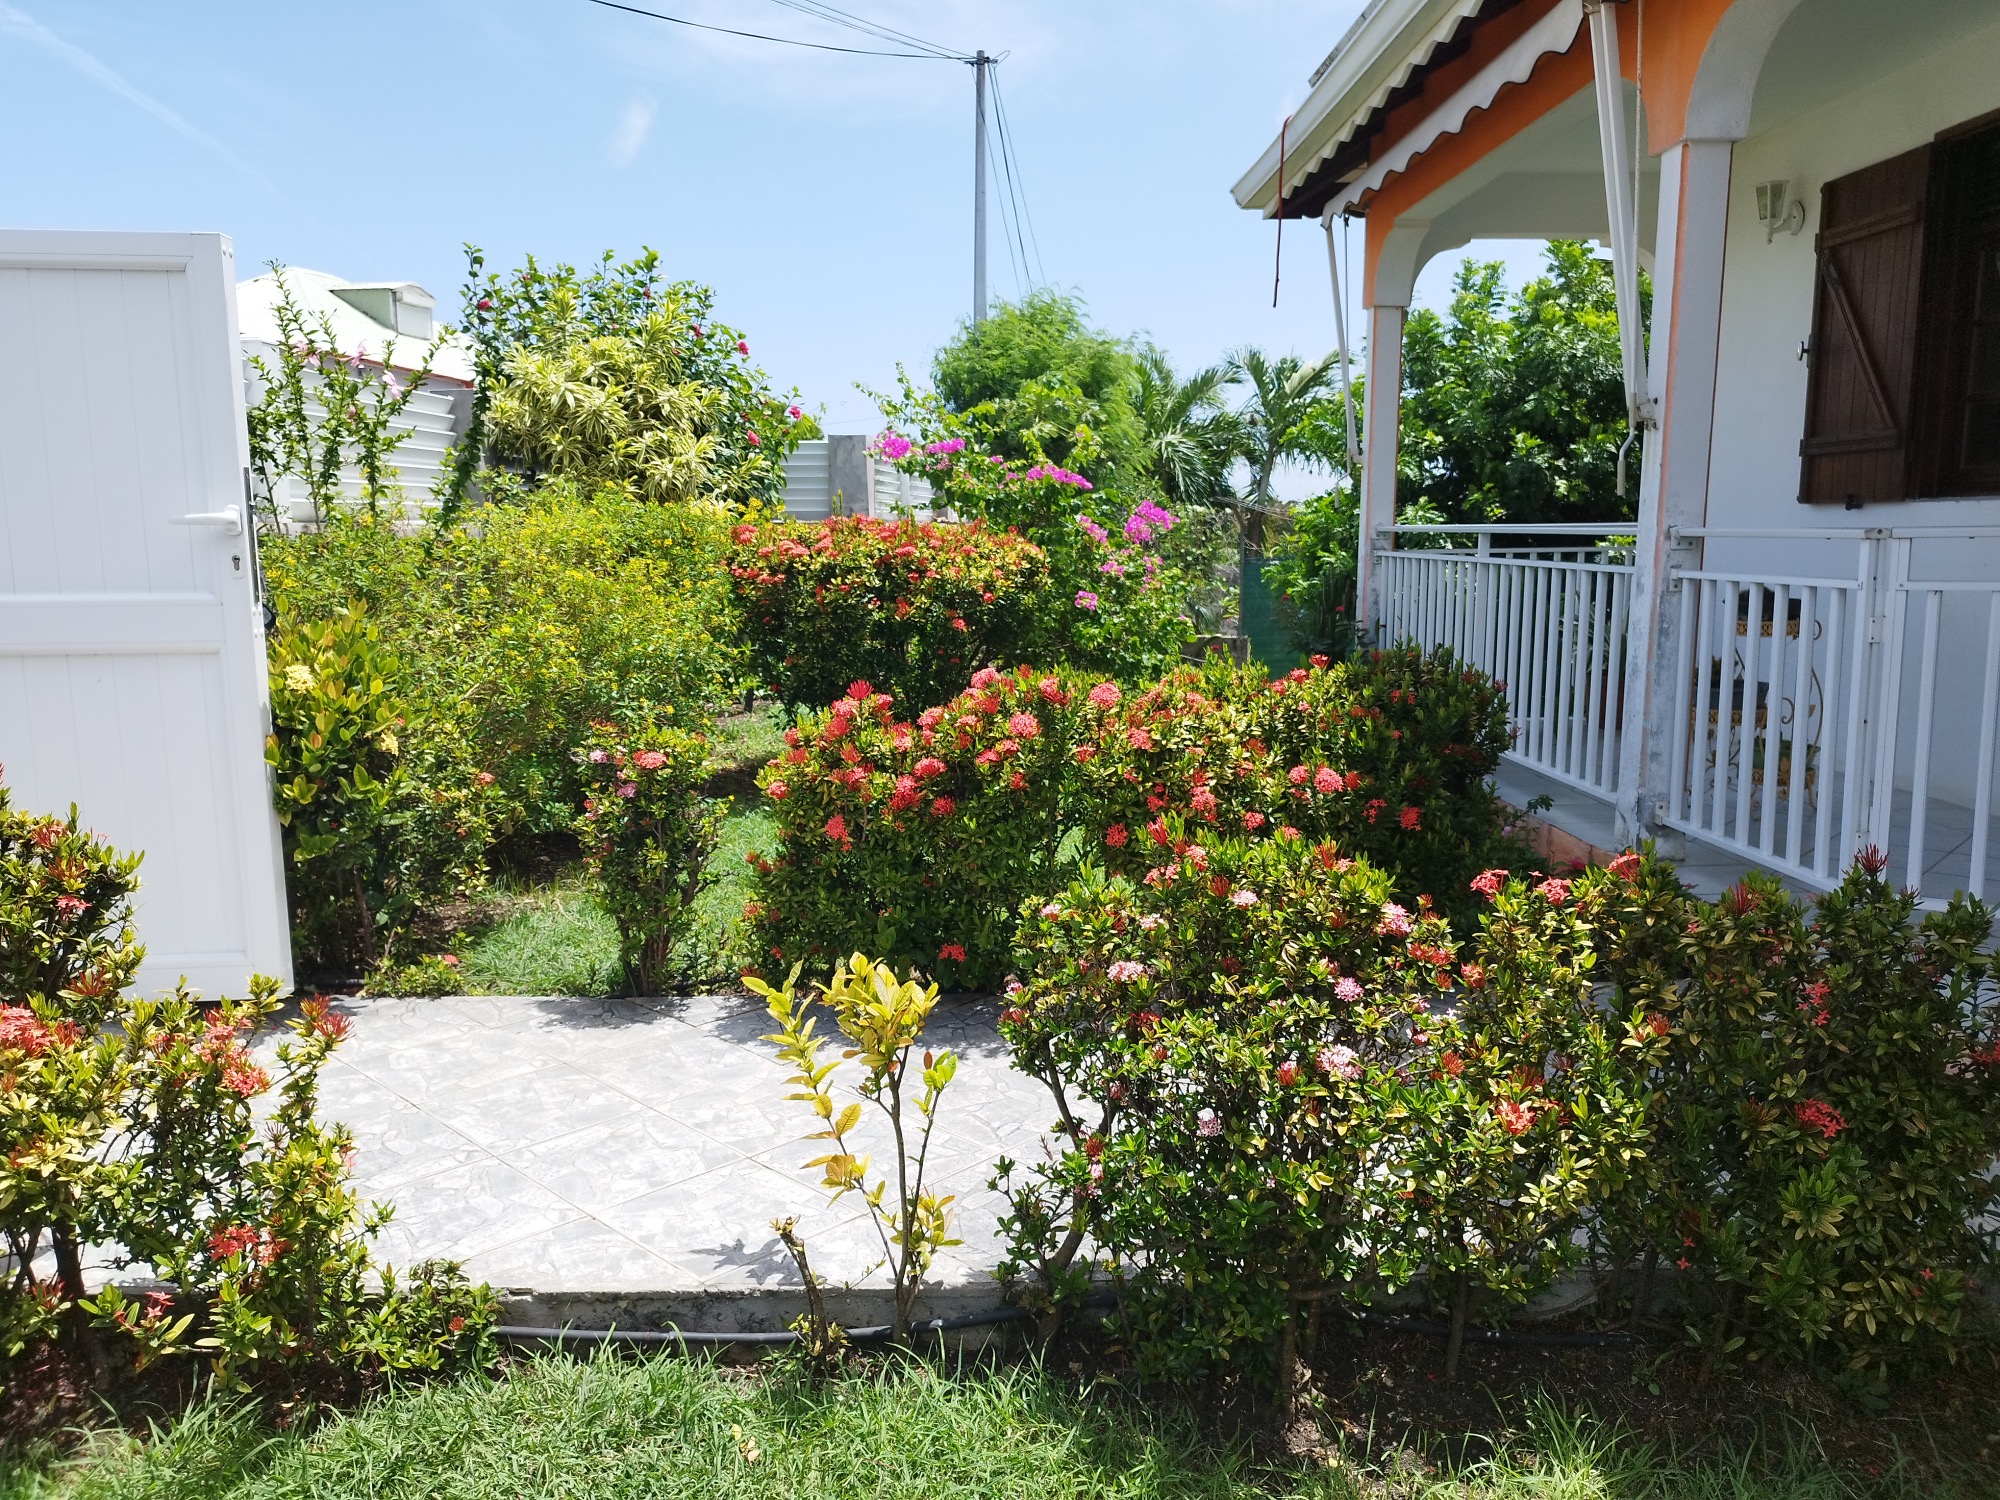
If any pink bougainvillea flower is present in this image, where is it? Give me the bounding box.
[736,339,750,355]
[1074,590,1099,610]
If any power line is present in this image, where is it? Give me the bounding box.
[582,0,959,59]
[757,0,967,60]
[989,64,1043,286]
[989,75,1030,292]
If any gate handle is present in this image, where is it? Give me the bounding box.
[171,505,243,538]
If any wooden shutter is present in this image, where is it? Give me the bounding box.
[1798,145,1931,505]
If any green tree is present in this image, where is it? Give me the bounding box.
[930,290,1142,484]
[1129,347,1241,511]
[1399,239,1646,525]
[1226,346,1342,510]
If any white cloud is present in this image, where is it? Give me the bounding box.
[0,1,269,188]
[607,95,656,166]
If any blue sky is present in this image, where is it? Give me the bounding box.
[1,0,1544,464]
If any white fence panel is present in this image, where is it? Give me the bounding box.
[0,231,293,996]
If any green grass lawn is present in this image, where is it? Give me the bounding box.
[0,1353,1924,1500]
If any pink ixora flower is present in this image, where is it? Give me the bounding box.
[765,780,789,800]
[1088,681,1121,711]
[1376,903,1412,937]
[1007,711,1041,738]
[1230,888,1258,908]
[1106,959,1147,984]
[616,782,637,799]
[1318,1043,1361,1080]
[630,749,667,771]
[1196,1108,1222,1138]
[1536,877,1572,905]
[1334,976,1364,1003]
[1470,868,1509,901]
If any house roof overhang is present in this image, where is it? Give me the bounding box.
[1224,0,1536,220]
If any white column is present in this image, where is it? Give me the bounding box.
[1356,302,1405,639]
[1617,138,1734,845]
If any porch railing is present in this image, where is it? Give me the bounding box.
[1371,523,1636,802]
[1370,522,2000,905]
[1664,526,2000,903]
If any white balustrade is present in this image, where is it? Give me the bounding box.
[1371,524,1635,802]
[1371,521,2000,905]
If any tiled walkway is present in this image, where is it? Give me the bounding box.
[272,992,1053,1324]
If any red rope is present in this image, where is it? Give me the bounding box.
[1272,114,1291,307]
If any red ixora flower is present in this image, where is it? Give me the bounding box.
[824,814,850,843]
[938,943,967,962]
[1495,1099,1536,1136]
[1793,1098,1846,1138]
[1104,823,1129,848]
[1275,1059,1300,1088]
[630,749,667,771]
[1607,850,1643,880]
[1399,805,1421,831]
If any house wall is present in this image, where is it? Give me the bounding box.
[1703,11,2000,808]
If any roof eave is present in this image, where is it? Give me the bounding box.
[1231,0,1488,217]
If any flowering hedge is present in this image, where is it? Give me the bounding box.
[1069,645,1520,928]
[996,834,1653,1383]
[744,650,1525,991]
[728,517,1055,712]
[1585,852,2000,1374]
[995,834,2000,1385]
[744,669,1083,988]
[0,773,493,1396]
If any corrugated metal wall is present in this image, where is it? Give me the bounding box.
[778,439,936,520]
[243,343,468,526]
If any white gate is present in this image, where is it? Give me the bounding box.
[0,231,292,998]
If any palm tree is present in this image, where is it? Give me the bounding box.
[1129,346,1241,510]
[1227,346,1342,510]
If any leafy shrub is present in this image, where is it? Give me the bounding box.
[998,836,1650,1384]
[0,775,493,1395]
[446,246,813,522]
[1591,852,2000,1376]
[575,719,722,994]
[265,603,494,972]
[729,517,1055,713]
[745,671,1080,990]
[262,485,739,839]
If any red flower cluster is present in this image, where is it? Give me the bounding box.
[1793,1097,1847,1138]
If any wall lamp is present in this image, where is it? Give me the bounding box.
[1756,179,1807,242]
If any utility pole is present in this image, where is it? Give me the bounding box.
[972,49,989,327]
